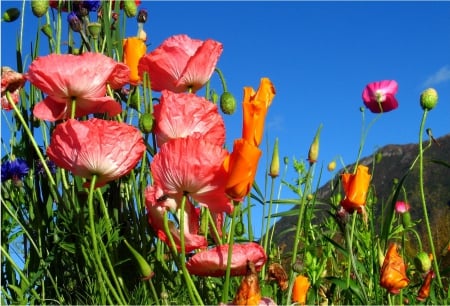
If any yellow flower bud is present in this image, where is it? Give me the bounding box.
[327,160,336,172]
[308,124,322,165]
[269,138,280,178]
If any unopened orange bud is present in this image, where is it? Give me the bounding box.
[292,275,310,304]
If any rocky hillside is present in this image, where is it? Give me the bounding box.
[272,133,450,265]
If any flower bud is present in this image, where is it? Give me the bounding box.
[31,0,49,17]
[292,275,310,304]
[210,90,219,104]
[327,160,336,172]
[234,221,245,236]
[2,8,20,22]
[420,88,438,111]
[124,239,154,280]
[67,12,82,32]
[139,113,154,134]
[137,9,148,23]
[87,22,101,39]
[308,124,322,165]
[414,251,432,273]
[123,0,137,18]
[269,138,279,178]
[40,24,53,39]
[220,91,237,115]
[283,156,289,165]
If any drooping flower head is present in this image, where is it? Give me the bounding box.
[153,90,226,147]
[46,118,145,188]
[340,165,372,213]
[150,136,232,214]
[380,243,410,294]
[27,52,129,121]
[138,34,223,93]
[186,242,267,277]
[394,201,410,214]
[145,185,207,252]
[1,158,29,183]
[242,78,276,147]
[1,66,26,111]
[362,80,399,113]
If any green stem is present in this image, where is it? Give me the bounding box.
[87,175,125,304]
[418,110,443,290]
[215,68,228,92]
[221,201,240,303]
[262,176,276,279]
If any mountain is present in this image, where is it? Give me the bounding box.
[271,133,450,267]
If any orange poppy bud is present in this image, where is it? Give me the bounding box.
[417,270,434,302]
[340,165,371,213]
[292,275,310,304]
[224,139,262,200]
[242,78,276,147]
[380,243,410,294]
[123,37,146,84]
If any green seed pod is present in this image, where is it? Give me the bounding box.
[420,88,438,111]
[414,251,432,273]
[123,0,138,18]
[87,22,101,39]
[234,221,245,236]
[219,91,237,115]
[31,0,49,17]
[139,113,154,134]
[2,8,20,22]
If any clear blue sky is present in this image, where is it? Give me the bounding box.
[2,1,450,237]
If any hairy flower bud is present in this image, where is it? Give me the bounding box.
[124,240,154,280]
[2,8,20,22]
[139,113,154,134]
[40,24,53,39]
[220,91,237,115]
[123,0,137,18]
[414,251,432,273]
[31,0,49,17]
[420,88,438,111]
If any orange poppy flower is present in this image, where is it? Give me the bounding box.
[380,243,410,294]
[123,37,147,84]
[242,78,276,147]
[223,139,262,200]
[292,275,310,304]
[233,261,261,305]
[340,165,371,213]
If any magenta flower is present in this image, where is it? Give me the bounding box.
[46,118,145,188]
[26,52,130,121]
[362,80,399,113]
[138,34,223,93]
[395,201,410,214]
[186,242,267,277]
[153,90,226,147]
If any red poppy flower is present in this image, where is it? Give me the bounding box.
[417,270,435,302]
[153,90,226,147]
[46,118,145,188]
[362,80,399,113]
[27,52,129,121]
[145,185,207,252]
[380,243,410,294]
[186,242,267,277]
[151,136,233,214]
[340,165,372,213]
[1,66,26,111]
[138,34,223,93]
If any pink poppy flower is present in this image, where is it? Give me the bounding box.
[362,80,399,113]
[186,242,267,277]
[151,136,233,214]
[26,52,130,121]
[46,118,145,188]
[138,34,223,93]
[1,66,26,111]
[394,201,410,214]
[153,90,225,147]
[145,185,207,252]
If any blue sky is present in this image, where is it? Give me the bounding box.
[2,1,450,237]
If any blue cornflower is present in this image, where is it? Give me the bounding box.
[1,158,29,182]
[35,159,57,177]
[82,1,101,12]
